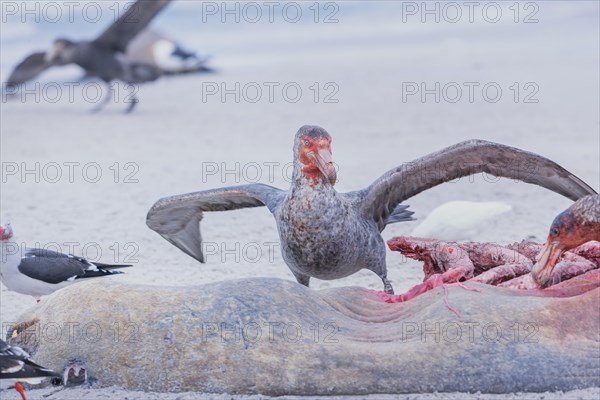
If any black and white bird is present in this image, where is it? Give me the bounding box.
[146,126,597,294]
[0,223,131,301]
[3,0,185,113]
[0,339,61,400]
[125,29,213,75]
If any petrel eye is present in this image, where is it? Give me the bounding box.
[304,140,309,146]
[551,228,559,236]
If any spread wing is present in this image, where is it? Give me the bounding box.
[357,139,597,231]
[93,0,172,53]
[146,184,285,262]
[4,52,51,88]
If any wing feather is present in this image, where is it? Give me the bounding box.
[5,52,50,88]
[93,0,172,53]
[18,250,87,284]
[146,184,284,262]
[358,139,597,230]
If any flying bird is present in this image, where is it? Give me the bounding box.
[532,193,599,287]
[0,339,61,400]
[0,223,131,301]
[3,0,174,113]
[146,126,596,294]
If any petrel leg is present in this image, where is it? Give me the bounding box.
[90,83,113,113]
[124,85,138,113]
[15,382,26,400]
[369,261,395,294]
[382,276,394,295]
[292,271,310,287]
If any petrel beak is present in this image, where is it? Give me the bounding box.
[314,148,337,185]
[531,241,564,288]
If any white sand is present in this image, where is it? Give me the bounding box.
[1,1,599,399]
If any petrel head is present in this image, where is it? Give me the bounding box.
[45,38,76,64]
[294,125,337,186]
[531,205,587,287]
[0,223,13,241]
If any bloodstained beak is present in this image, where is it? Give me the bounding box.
[0,226,4,239]
[313,148,337,185]
[531,241,564,287]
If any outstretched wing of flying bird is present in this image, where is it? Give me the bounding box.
[357,139,597,231]
[4,52,50,88]
[93,0,172,53]
[146,184,285,262]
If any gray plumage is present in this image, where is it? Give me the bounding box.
[355,139,595,231]
[17,248,130,285]
[147,125,597,293]
[148,184,284,263]
[4,52,49,86]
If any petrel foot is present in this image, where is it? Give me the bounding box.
[125,98,138,113]
[63,360,87,387]
[124,89,139,114]
[376,274,469,320]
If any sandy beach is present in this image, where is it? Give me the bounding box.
[1,1,599,399]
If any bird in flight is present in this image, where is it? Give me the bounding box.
[3,0,186,113]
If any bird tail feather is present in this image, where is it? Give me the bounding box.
[386,204,416,224]
[91,262,133,270]
[77,266,129,279]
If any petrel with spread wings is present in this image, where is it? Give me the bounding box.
[147,126,597,294]
[4,0,173,113]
